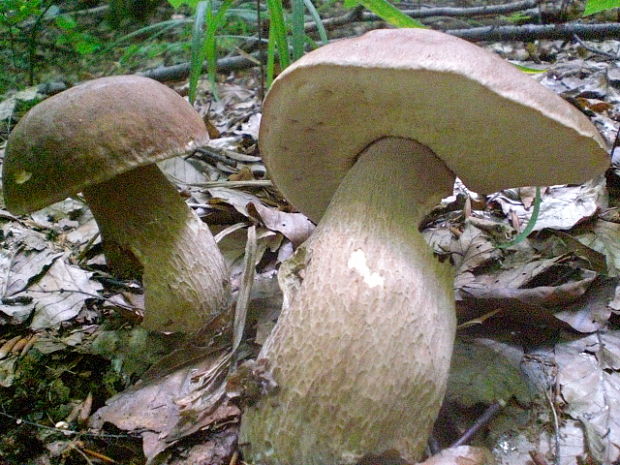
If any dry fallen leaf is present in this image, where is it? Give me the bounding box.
[489,178,607,233]
[556,332,620,464]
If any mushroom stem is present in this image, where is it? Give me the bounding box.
[83,164,229,332]
[240,137,457,465]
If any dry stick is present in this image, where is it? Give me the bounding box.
[303,6,365,33]
[573,33,619,59]
[374,0,541,19]
[449,22,620,41]
[139,54,260,82]
[450,400,505,447]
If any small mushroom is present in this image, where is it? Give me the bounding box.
[3,75,229,333]
[240,29,609,464]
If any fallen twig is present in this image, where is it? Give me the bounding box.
[139,54,260,82]
[572,33,619,59]
[374,0,542,19]
[450,401,505,447]
[448,22,620,42]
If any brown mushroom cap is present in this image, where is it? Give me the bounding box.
[260,28,609,223]
[3,75,209,214]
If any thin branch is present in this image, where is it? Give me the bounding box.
[139,53,260,81]
[303,6,364,33]
[450,400,505,447]
[447,22,620,42]
[373,0,542,19]
[572,33,619,59]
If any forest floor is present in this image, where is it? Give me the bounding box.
[1,0,620,464]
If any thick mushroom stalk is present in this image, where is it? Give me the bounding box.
[83,164,228,333]
[240,138,456,464]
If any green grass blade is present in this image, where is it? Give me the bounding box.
[347,0,424,28]
[303,0,327,44]
[583,0,620,16]
[205,0,234,97]
[101,20,185,53]
[496,186,542,249]
[266,0,290,69]
[266,24,277,87]
[188,0,208,104]
[291,0,305,60]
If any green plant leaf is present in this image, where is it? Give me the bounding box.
[303,0,327,44]
[205,0,234,97]
[100,19,184,54]
[511,62,546,74]
[266,25,277,87]
[54,14,76,30]
[266,0,290,70]
[583,0,620,15]
[291,0,305,60]
[74,36,101,55]
[346,0,424,27]
[188,0,208,104]
[167,0,203,8]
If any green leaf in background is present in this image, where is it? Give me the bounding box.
[74,36,101,55]
[188,0,235,102]
[188,0,208,104]
[54,15,76,30]
[205,0,234,96]
[167,0,203,8]
[291,0,305,60]
[266,24,277,87]
[266,0,290,70]
[583,0,620,15]
[303,0,328,44]
[344,0,424,28]
[511,62,546,74]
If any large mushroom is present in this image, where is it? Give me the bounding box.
[239,29,609,464]
[3,75,229,333]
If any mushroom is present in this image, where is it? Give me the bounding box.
[3,75,229,333]
[239,29,609,464]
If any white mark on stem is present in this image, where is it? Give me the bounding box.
[347,250,384,288]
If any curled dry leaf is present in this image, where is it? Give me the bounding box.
[247,201,315,246]
[90,349,240,463]
[208,186,315,245]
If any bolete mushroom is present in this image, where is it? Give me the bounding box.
[239,29,609,464]
[3,75,229,333]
